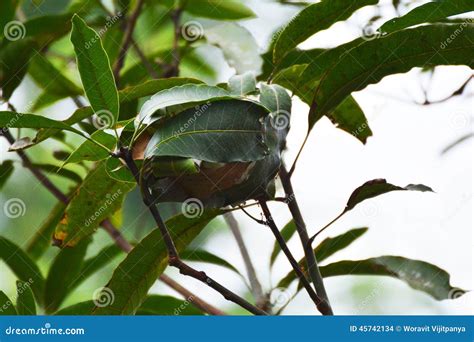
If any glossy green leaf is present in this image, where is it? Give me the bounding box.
[138,84,229,124]
[0,39,36,99]
[228,72,257,95]
[70,14,119,127]
[314,227,368,262]
[345,179,433,212]
[64,131,116,165]
[93,210,221,315]
[320,256,466,300]
[144,99,273,163]
[312,25,474,121]
[181,249,240,275]
[380,0,474,33]
[270,219,296,266]
[26,201,68,260]
[0,160,14,190]
[259,83,291,115]
[16,281,37,315]
[54,300,95,315]
[0,291,17,315]
[137,295,203,315]
[272,0,377,63]
[205,23,262,74]
[54,161,135,247]
[0,237,45,306]
[183,0,255,20]
[0,111,84,136]
[44,238,90,313]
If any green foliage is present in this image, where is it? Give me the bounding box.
[16,281,37,315]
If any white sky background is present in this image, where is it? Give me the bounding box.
[0,0,472,315]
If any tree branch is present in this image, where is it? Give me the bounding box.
[224,212,268,310]
[278,165,333,315]
[113,0,145,85]
[258,200,327,314]
[117,147,267,316]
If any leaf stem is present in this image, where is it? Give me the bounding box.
[308,211,345,245]
[278,165,333,315]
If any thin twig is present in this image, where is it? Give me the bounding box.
[0,128,223,316]
[279,165,333,315]
[224,212,268,310]
[113,0,145,85]
[117,147,267,316]
[258,200,326,314]
[131,39,160,79]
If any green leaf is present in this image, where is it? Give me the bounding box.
[120,78,203,102]
[0,291,17,315]
[311,24,474,121]
[380,0,474,33]
[320,256,466,300]
[183,0,255,20]
[28,163,83,184]
[0,160,14,190]
[0,111,84,136]
[70,14,119,127]
[93,210,221,315]
[144,99,272,163]
[0,237,45,306]
[54,300,95,315]
[28,53,82,98]
[0,0,19,40]
[26,200,68,260]
[272,0,378,63]
[345,179,433,212]
[105,157,136,183]
[44,238,90,313]
[78,244,124,283]
[24,13,73,46]
[314,227,368,262]
[138,84,230,124]
[16,281,37,315]
[205,23,262,74]
[64,131,116,165]
[137,295,203,315]
[270,219,296,266]
[54,161,135,247]
[259,83,291,115]
[228,72,257,95]
[0,39,36,99]
[181,249,240,275]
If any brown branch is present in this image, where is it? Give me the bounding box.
[0,127,223,316]
[113,0,145,86]
[258,200,327,314]
[279,165,333,315]
[117,147,267,316]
